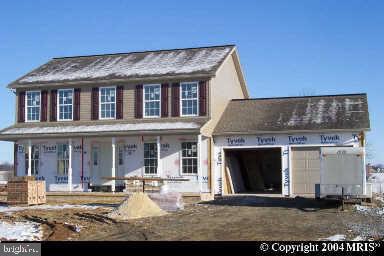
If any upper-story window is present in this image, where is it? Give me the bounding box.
[100,87,116,119]
[58,89,73,121]
[26,91,41,122]
[143,84,161,118]
[180,82,198,116]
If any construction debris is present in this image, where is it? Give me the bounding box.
[108,192,167,220]
[148,192,184,212]
[7,176,46,205]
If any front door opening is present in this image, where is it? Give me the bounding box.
[224,148,282,194]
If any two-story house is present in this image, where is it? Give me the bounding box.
[0,45,248,194]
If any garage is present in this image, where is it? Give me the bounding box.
[223,148,282,194]
[291,147,321,195]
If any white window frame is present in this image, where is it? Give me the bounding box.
[25,91,41,122]
[57,143,69,176]
[57,88,74,121]
[180,81,199,117]
[25,145,40,176]
[143,142,158,176]
[180,141,198,175]
[143,84,161,118]
[99,86,117,120]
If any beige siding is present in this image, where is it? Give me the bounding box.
[201,53,246,135]
[123,84,135,119]
[79,87,91,121]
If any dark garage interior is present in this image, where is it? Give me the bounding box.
[224,148,282,194]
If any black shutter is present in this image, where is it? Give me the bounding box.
[41,90,48,122]
[161,83,169,117]
[135,85,143,118]
[91,87,99,120]
[18,91,25,123]
[116,86,124,119]
[74,88,81,121]
[50,90,57,122]
[171,83,180,117]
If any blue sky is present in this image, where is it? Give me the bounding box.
[0,0,382,164]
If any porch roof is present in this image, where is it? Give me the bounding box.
[0,121,203,141]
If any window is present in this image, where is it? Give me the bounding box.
[92,146,99,166]
[144,143,157,175]
[26,91,41,121]
[57,144,69,176]
[58,89,73,121]
[143,84,161,117]
[25,145,39,175]
[181,142,198,174]
[100,87,116,119]
[181,82,198,116]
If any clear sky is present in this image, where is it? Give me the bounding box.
[0,0,382,164]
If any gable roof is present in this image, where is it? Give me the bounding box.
[213,93,370,135]
[8,45,236,88]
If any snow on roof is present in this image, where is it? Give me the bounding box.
[1,122,201,135]
[11,45,234,87]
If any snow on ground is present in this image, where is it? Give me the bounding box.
[322,234,346,241]
[0,204,103,214]
[0,221,42,241]
[354,204,384,216]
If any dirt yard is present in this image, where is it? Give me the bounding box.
[1,194,383,241]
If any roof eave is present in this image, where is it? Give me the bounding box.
[212,128,371,136]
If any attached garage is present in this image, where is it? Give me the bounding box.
[212,93,370,197]
[291,147,321,195]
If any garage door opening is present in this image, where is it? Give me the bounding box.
[224,148,282,194]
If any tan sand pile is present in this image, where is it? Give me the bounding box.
[108,192,167,220]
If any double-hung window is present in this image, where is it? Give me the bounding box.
[181,142,198,174]
[26,91,41,122]
[57,144,69,176]
[143,84,161,117]
[100,87,116,119]
[180,82,198,116]
[144,143,157,175]
[25,145,39,175]
[58,89,73,121]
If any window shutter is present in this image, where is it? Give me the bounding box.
[50,90,57,122]
[161,83,169,117]
[199,81,207,116]
[41,90,48,122]
[116,86,124,119]
[171,82,180,117]
[91,87,99,120]
[74,88,81,121]
[18,91,25,123]
[135,84,143,118]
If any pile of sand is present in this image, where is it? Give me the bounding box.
[108,192,167,220]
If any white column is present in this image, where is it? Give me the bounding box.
[68,138,73,192]
[111,137,116,192]
[156,136,161,177]
[198,134,202,193]
[27,140,32,176]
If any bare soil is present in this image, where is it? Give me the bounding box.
[1,194,382,241]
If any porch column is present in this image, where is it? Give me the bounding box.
[68,138,73,192]
[111,137,116,192]
[156,136,161,177]
[27,140,32,176]
[197,134,202,193]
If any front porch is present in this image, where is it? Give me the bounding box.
[15,134,210,193]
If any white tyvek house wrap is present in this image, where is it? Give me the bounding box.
[15,135,209,193]
[213,132,361,196]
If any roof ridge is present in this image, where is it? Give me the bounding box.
[231,93,367,101]
[52,44,236,59]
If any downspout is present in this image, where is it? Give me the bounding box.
[81,137,84,189]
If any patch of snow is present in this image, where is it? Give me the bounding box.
[0,221,42,241]
[354,204,384,216]
[18,47,232,83]
[1,122,201,135]
[322,234,346,241]
[0,204,102,214]
[351,236,364,241]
